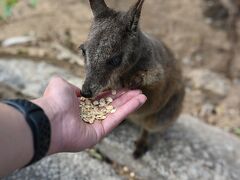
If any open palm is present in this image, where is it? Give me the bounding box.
[39,77,147,154]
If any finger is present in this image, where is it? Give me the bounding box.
[44,76,65,95]
[63,80,81,97]
[111,90,142,108]
[70,84,81,97]
[48,76,73,91]
[49,75,66,85]
[102,94,147,134]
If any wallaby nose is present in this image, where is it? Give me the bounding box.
[81,88,93,98]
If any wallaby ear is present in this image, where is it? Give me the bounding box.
[127,0,145,33]
[89,0,109,17]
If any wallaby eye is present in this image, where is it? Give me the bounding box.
[82,49,86,56]
[107,55,122,68]
[79,44,86,57]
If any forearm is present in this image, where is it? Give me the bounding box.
[0,98,60,178]
[0,103,34,177]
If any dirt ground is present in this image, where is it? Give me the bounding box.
[0,0,239,135]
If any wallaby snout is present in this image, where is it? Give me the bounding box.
[81,79,99,98]
[81,74,107,98]
[81,84,93,98]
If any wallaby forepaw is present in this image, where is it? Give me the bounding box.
[133,138,149,159]
[129,72,145,89]
[133,143,149,159]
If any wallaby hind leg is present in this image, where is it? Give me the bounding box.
[133,128,149,159]
[133,88,185,158]
[144,88,185,133]
[155,88,185,132]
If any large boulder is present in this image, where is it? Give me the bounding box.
[1,58,240,180]
[97,115,240,180]
[0,58,84,97]
[185,69,231,97]
[4,152,120,180]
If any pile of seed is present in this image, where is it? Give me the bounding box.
[79,90,117,124]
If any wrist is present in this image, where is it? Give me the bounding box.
[31,98,62,155]
[0,103,34,175]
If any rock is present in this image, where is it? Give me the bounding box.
[1,36,36,47]
[200,102,215,117]
[4,152,120,180]
[0,83,26,99]
[97,115,240,180]
[1,58,240,180]
[52,43,85,66]
[0,58,84,97]
[185,69,231,97]
[4,114,240,180]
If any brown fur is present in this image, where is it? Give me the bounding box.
[80,0,185,158]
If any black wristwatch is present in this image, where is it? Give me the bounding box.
[2,99,51,166]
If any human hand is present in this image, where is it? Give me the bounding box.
[32,77,147,155]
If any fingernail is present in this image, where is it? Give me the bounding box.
[139,95,147,106]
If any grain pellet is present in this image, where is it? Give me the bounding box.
[112,90,117,95]
[79,92,117,124]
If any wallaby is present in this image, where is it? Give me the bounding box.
[80,0,185,158]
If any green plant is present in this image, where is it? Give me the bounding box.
[0,0,18,17]
[0,0,38,19]
[29,0,37,7]
[234,128,240,137]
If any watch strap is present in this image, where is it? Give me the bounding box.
[2,99,51,166]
